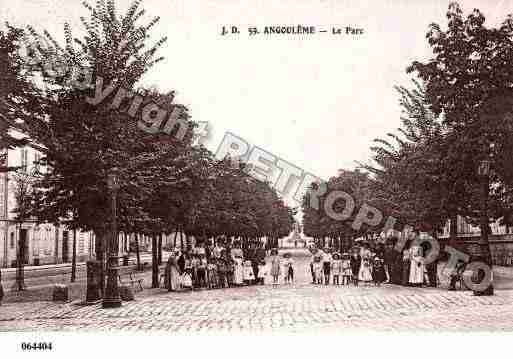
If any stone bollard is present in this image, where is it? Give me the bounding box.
[119,285,134,301]
[52,284,69,302]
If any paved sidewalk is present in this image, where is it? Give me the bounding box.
[2,283,513,332]
[3,252,513,332]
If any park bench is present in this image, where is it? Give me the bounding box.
[118,272,144,292]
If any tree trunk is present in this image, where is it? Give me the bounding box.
[151,234,159,288]
[173,229,178,249]
[449,212,458,247]
[94,229,107,297]
[16,223,25,291]
[135,233,141,271]
[180,229,184,252]
[71,229,77,283]
[158,234,162,265]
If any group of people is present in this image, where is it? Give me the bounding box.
[163,241,270,291]
[309,238,438,288]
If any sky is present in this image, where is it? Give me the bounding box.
[2,0,512,211]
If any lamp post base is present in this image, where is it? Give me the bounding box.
[102,260,122,309]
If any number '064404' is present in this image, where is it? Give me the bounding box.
[21,342,53,351]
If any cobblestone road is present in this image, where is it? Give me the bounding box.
[2,252,513,332]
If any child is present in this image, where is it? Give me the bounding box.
[313,257,323,285]
[331,253,342,285]
[190,254,200,288]
[323,252,332,285]
[341,253,352,286]
[217,258,228,288]
[258,260,267,285]
[243,259,255,285]
[207,259,218,289]
[181,271,193,290]
[196,254,207,288]
[449,260,466,291]
[284,254,294,284]
[372,257,387,286]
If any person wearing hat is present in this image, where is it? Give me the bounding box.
[341,253,352,286]
[331,253,342,285]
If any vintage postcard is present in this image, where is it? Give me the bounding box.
[1,0,513,357]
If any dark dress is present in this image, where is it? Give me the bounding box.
[384,248,398,283]
[402,253,411,286]
[350,255,361,278]
[177,254,186,274]
[373,262,387,284]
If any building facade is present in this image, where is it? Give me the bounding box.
[0,142,187,268]
[0,145,98,267]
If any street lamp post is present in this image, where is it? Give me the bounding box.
[102,169,122,308]
[473,158,494,296]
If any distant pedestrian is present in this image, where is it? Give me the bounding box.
[313,258,323,284]
[196,254,207,288]
[401,244,411,286]
[384,243,397,283]
[257,260,267,285]
[177,252,186,274]
[270,249,281,286]
[331,253,342,285]
[284,254,294,284]
[233,256,244,286]
[350,251,361,286]
[409,244,425,287]
[164,253,180,291]
[372,257,386,286]
[323,252,332,285]
[358,244,373,285]
[341,253,352,286]
[243,259,255,285]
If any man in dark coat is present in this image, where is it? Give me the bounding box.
[350,250,361,286]
[177,252,186,274]
[384,243,398,284]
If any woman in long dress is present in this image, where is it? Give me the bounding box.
[233,256,244,285]
[164,254,181,291]
[409,244,425,287]
[270,250,281,285]
[358,244,373,284]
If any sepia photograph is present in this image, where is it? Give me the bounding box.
[1,0,513,357]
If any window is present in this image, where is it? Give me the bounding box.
[34,152,41,172]
[10,232,14,248]
[21,148,28,172]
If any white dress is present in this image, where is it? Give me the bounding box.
[243,260,255,281]
[409,246,425,284]
[233,257,244,284]
[358,249,373,282]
